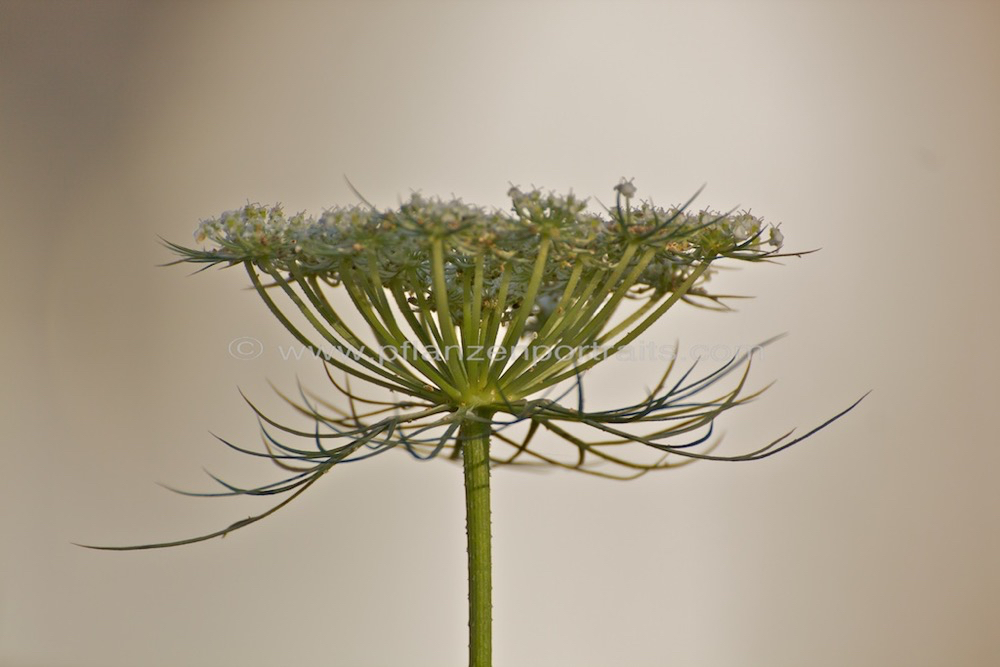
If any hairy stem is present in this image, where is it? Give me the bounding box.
[462,410,494,667]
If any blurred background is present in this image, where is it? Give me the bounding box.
[2,1,998,665]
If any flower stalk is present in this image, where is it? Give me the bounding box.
[461,410,495,667]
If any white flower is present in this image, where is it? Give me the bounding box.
[731,219,753,242]
[614,179,637,198]
[768,226,784,248]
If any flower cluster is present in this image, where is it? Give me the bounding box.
[178,181,784,329]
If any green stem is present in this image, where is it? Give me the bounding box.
[461,410,494,667]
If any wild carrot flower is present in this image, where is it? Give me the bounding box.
[85,180,862,667]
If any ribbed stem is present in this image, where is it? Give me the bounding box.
[461,410,494,667]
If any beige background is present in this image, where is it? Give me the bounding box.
[2,1,998,666]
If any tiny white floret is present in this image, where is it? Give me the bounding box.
[768,226,784,248]
[614,179,637,198]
